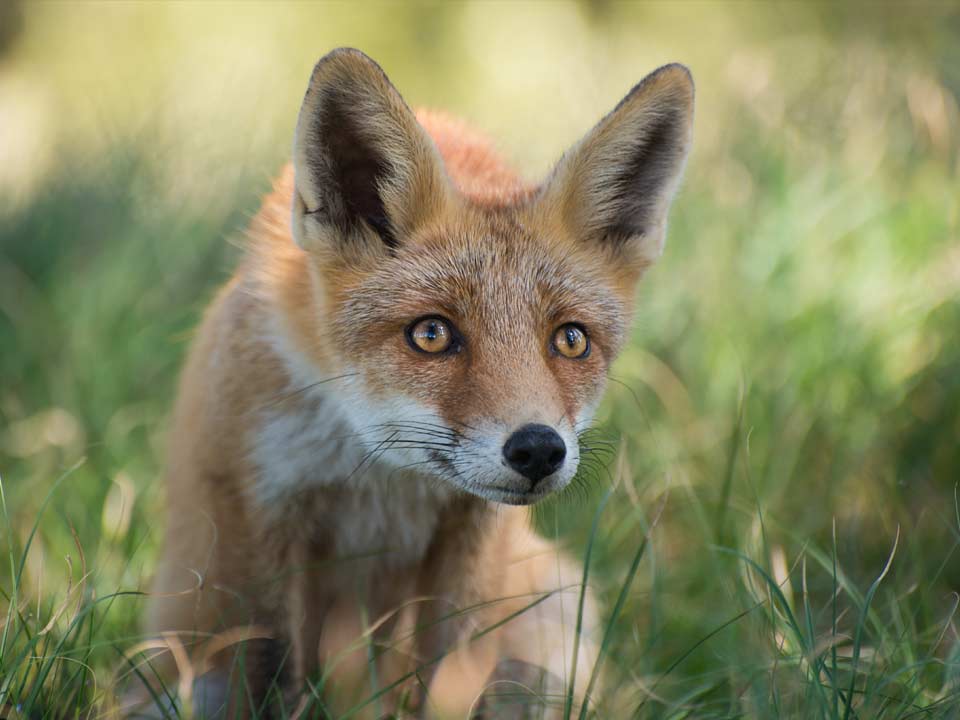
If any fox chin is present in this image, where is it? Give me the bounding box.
[132,48,693,719]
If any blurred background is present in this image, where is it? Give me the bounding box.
[1,1,958,717]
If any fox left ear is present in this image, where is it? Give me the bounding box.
[291,48,450,257]
[538,64,694,268]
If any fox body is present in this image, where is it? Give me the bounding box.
[142,49,693,718]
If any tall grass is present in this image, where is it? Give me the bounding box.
[2,1,959,717]
[2,451,957,717]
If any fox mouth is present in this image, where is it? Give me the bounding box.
[427,449,569,505]
[484,484,554,506]
[422,450,566,505]
[355,420,583,505]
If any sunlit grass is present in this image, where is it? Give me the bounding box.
[2,1,959,717]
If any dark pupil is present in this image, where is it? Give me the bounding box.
[565,327,578,347]
[425,322,438,341]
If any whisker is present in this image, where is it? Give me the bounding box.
[373,423,463,441]
[343,430,402,483]
[385,459,437,481]
[605,373,649,412]
[264,372,359,407]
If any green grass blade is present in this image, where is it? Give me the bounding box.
[564,487,612,720]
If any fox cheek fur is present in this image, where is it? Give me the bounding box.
[142,47,693,718]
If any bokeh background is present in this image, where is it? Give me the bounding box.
[1,2,958,717]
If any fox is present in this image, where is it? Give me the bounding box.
[134,48,693,719]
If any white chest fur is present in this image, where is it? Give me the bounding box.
[250,314,456,566]
[251,388,454,567]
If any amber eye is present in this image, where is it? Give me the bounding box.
[407,317,455,354]
[553,324,590,359]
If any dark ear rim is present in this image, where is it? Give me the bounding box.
[605,65,694,243]
[293,48,399,247]
[537,62,694,260]
[609,63,694,117]
[310,62,399,247]
[291,48,448,253]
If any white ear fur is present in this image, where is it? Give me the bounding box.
[539,64,694,266]
[290,48,449,254]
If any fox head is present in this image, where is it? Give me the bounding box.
[287,48,693,505]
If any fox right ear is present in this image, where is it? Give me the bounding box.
[291,48,450,257]
[538,64,694,271]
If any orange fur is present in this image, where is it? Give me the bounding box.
[136,48,693,719]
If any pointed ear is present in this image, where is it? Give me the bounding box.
[291,48,450,255]
[538,64,694,267]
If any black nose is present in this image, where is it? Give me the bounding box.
[502,424,567,484]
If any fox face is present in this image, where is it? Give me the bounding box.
[321,215,628,505]
[287,49,693,505]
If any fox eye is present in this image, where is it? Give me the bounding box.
[407,317,455,354]
[552,324,590,359]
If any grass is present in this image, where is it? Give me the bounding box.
[1,1,959,717]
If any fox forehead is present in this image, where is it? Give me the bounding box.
[329,211,630,356]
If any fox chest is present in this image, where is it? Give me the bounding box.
[250,402,452,566]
